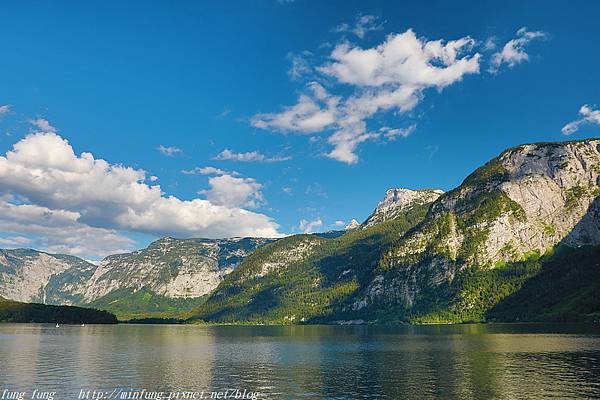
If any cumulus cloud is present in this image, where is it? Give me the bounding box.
[157,144,182,156]
[0,199,135,257]
[332,14,384,39]
[252,29,480,164]
[490,27,548,72]
[320,31,479,87]
[298,217,323,234]
[199,174,264,209]
[0,105,11,116]
[213,148,291,163]
[561,104,600,135]
[252,82,340,134]
[0,132,281,257]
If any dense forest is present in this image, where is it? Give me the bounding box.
[0,297,117,324]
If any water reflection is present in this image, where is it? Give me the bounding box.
[0,323,599,399]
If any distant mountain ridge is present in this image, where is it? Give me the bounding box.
[0,249,95,304]
[0,237,272,319]
[1,138,599,324]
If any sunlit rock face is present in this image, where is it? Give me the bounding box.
[362,188,444,228]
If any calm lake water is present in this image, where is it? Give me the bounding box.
[1,323,600,399]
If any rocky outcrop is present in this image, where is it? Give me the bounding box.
[345,219,360,230]
[362,188,444,228]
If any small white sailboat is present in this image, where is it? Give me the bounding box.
[55,323,60,328]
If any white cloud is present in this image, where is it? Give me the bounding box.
[0,199,134,257]
[426,144,440,160]
[305,182,327,198]
[213,148,291,163]
[0,105,11,116]
[216,108,231,118]
[287,51,313,80]
[0,235,31,247]
[29,118,57,133]
[199,174,265,209]
[561,104,600,135]
[282,187,292,194]
[320,31,479,88]
[380,124,416,140]
[333,220,345,227]
[252,29,480,164]
[332,14,384,39]
[298,218,323,234]
[182,166,236,176]
[157,144,182,156]
[252,82,340,134]
[490,27,548,72]
[0,132,281,258]
[483,37,497,51]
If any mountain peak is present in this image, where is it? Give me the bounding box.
[345,219,360,230]
[363,188,444,228]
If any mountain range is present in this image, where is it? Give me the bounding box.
[1,138,599,323]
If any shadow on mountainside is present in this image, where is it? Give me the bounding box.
[487,195,600,322]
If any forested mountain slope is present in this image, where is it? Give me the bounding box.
[192,138,600,324]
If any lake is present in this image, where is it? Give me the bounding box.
[1,323,599,399]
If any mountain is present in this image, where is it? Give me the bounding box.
[191,138,600,324]
[192,189,436,323]
[0,296,117,324]
[2,138,599,324]
[0,249,96,304]
[84,237,272,319]
[0,237,272,320]
[351,138,600,322]
[345,219,360,230]
[362,188,444,228]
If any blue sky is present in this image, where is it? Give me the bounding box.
[0,0,599,259]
